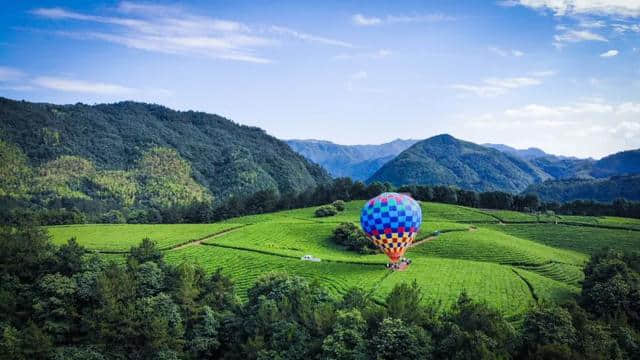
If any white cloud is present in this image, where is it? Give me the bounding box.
[553,29,607,47]
[612,23,640,33]
[352,14,382,26]
[385,14,454,23]
[489,46,524,57]
[484,77,541,88]
[600,49,619,57]
[530,70,556,77]
[458,100,640,157]
[269,26,353,48]
[579,19,607,28]
[350,71,368,80]
[503,102,614,118]
[332,49,391,61]
[0,66,25,81]
[502,0,640,18]
[451,74,546,97]
[351,13,453,26]
[617,102,640,113]
[33,76,136,95]
[450,84,505,97]
[33,3,353,63]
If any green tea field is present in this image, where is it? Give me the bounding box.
[46,200,640,317]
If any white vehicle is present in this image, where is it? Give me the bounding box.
[301,255,321,262]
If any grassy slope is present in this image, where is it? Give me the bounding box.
[485,224,640,255]
[48,223,241,251]
[46,201,640,316]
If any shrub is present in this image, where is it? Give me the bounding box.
[315,205,338,217]
[100,210,126,224]
[332,222,376,254]
[331,200,346,212]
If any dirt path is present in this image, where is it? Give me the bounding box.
[409,226,476,248]
[409,235,437,247]
[170,225,248,251]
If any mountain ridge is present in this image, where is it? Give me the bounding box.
[285,138,418,180]
[367,134,551,193]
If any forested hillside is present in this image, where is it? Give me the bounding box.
[0,97,329,220]
[591,149,640,178]
[523,175,640,203]
[368,134,550,192]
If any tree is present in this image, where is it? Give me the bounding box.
[55,238,86,276]
[385,281,423,326]
[128,238,164,266]
[321,309,367,360]
[100,210,125,224]
[437,292,517,359]
[581,249,640,328]
[369,318,432,360]
[332,200,346,212]
[331,223,375,254]
[315,205,338,217]
[522,305,577,352]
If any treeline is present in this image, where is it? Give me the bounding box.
[1,222,640,359]
[396,184,640,219]
[3,178,640,226]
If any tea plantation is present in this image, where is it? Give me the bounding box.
[46,200,640,317]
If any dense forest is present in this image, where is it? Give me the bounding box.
[0,97,329,223]
[524,175,640,203]
[1,222,639,359]
[0,98,330,198]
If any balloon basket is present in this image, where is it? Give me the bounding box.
[385,258,412,271]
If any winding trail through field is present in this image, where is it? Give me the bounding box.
[169,225,250,251]
[409,226,474,248]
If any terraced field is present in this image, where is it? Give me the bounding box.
[48,223,242,251]
[46,200,640,317]
[485,224,640,255]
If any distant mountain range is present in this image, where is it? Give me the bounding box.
[2,96,637,206]
[482,143,550,160]
[368,134,551,193]
[288,134,640,202]
[285,139,418,180]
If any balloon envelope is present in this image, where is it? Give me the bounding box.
[360,192,422,263]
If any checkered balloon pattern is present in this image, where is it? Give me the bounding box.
[360,192,422,263]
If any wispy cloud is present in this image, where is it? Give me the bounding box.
[352,14,382,26]
[332,49,391,61]
[451,73,546,97]
[612,23,640,33]
[553,29,607,48]
[0,65,172,97]
[351,13,453,26]
[0,66,26,81]
[600,49,619,57]
[33,76,136,95]
[32,2,354,63]
[269,26,353,48]
[500,0,640,18]
[488,46,524,57]
[350,71,368,80]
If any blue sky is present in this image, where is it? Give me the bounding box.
[0,0,639,158]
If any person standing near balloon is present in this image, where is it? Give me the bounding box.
[360,192,422,269]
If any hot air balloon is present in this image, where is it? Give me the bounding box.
[360,192,422,265]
